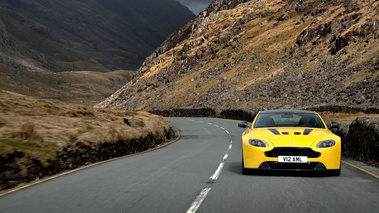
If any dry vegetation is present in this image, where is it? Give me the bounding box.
[0,68,133,106]
[321,113,379,124]
[0,90,171,164]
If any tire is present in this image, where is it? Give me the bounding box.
[242,157,249,175]
[330,168,341,176]
[330,161,342,176]
[242,166,249,175]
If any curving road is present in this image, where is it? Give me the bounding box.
[1,118,379,213]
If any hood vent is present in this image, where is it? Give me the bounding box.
[268,129,314,135]
[268,129,280,135]
[303,129,313,135]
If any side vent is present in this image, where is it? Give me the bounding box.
[294,132,301,135]
[303,129,313,135]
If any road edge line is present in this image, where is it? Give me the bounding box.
[342,160,379,179]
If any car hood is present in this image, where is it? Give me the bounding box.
[253,128,327,147]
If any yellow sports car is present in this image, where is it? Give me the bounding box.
[238,110,341,176]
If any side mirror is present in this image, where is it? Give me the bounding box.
[238,121,249,128]
[328,121,340,130]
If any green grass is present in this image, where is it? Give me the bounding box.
[0,139,59,161]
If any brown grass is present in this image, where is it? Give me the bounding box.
[0,90,171,163]
[0,69,133,106]
[321,113,379,124]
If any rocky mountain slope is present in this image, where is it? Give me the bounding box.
[0,0,194,72]
[97,0,378,111]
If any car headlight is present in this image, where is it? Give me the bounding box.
[248,139,269,147]
[316,140,336,148]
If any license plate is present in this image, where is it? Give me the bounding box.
[278,156,308,163]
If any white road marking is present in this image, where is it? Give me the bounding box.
[223,153,229,161]
[187,119,234,213]
[186,188,212,213]
[210,162,224,181]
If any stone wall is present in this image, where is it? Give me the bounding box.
[305,105,379,114]
[150,108,256,122]
[336,117,379,165]
[0,129,174,190]
[219,109,256,122]
[150,108,217,118]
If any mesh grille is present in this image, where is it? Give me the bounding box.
[265,147,320,158]
[264,162,320,170]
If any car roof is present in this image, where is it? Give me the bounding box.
[259,109,317,115]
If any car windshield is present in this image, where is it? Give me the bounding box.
[253,111,325,128]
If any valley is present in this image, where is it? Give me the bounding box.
[0,67,133,106]
[0,1,378,205]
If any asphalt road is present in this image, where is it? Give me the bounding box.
[1,117,379,213]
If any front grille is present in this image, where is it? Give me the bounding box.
[265,147,320,158]
[263,162,321,170]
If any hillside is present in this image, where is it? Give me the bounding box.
[0,66,134,106]
[96,0,378,111]
[0,0,195,72]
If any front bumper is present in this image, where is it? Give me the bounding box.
[243,145,341,171]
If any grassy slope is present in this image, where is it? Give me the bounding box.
[0,0,195,72]
[321,113,379,124]
[0,90,171,164]
[0,67,133,106]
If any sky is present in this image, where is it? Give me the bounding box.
[176,0,214,15]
